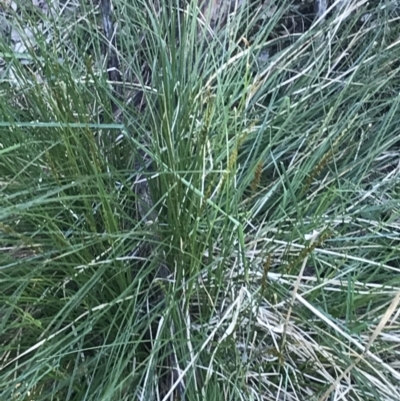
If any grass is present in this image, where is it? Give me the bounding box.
[1,0,400,400]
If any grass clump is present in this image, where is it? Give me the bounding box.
[1,1,400,400]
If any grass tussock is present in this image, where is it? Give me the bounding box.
[1,1,400,400]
